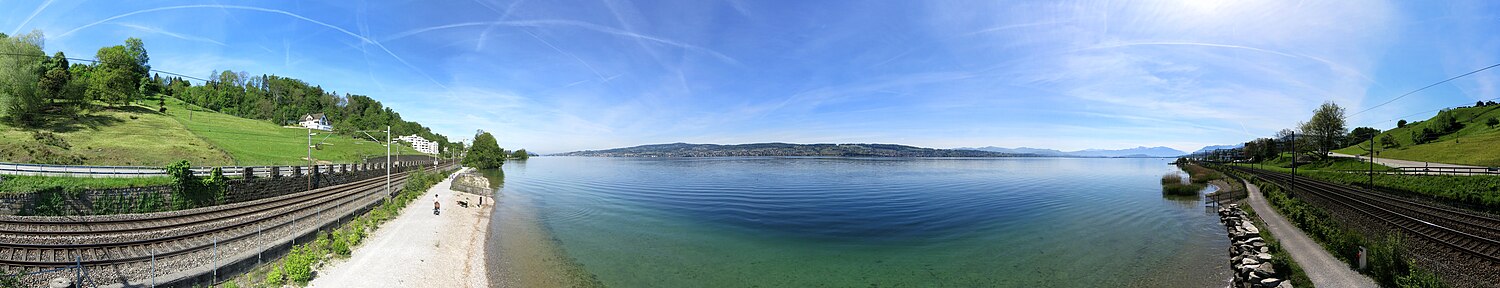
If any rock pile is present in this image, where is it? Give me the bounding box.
[1218,204,1287,288]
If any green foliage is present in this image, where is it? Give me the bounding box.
[263,264,284,287]
[219,280,239,288]
[89,44,141,107]
[283,245,316,284]
[166,161,225,209]
[1348,127,1380,146]
[161,97,424,165]
[1487,117,1498,127]
[0,272,23,288]
[1396,261,1446,288]
[1301,101,1348,157]
[0,174,173,195]
[0,30,45,126]
[1397,119,1407,128]
[463,132,505,169]
[511,148,531,160]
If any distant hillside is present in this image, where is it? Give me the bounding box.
[558,143,1025,157]
[1335,102,1500,166]
[955,146,1067,156]
[1191,144,1244,154]
[957,146,1185,158]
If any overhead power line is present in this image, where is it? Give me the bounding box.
[0,51,211,83]
[1352,62,1500,117]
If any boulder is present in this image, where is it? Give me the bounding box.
[1256,252,1273,262]
[1260,278,1283,287]
[1254,263,1277,277]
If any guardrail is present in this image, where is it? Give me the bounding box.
[0,158,452,178]
[1330,166,1500,176]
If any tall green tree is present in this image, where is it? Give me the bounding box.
[510,149,530,160]
[0,30,46,126]
[38,51,70,105]
[463,131,505,169]
[1299,101,1347,158]
[89,44,140,107]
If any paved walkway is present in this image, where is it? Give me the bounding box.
[1329,152,1484,169]
[309,168,492,288]
[1242,179,1377,288]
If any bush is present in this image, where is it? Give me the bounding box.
[1487,117,1498,127]
[263,264,284,287]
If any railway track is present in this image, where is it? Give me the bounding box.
[0,172,412,237]
[0,163,454,286]
[1229,166,1500,263]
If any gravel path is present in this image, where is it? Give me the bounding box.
[1243,179,1378,288]
[308,168,492,288]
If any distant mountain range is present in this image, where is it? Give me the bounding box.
[955,146,1188,158]
[555,143,1025,157]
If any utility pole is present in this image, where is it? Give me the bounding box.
[1368,133,1376,191]
[307,127,313,191]
[1290,131,1296,193]
[386,125,391,198]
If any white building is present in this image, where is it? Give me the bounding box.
[299,113,332,131]
[398,134,439,155]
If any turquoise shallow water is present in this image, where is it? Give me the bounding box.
[495,157,1229,287]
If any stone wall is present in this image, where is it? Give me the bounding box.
[0,162,441,216]
[1218,204,1288,288]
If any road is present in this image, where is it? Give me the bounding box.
[1242,179,1378,288]
[1328,152,1484,169]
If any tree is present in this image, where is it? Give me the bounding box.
[1380,133,1398,148]
[1488,117,1499,127]
[1348,127,1380,147]
[89,44,141,107]
[1300,101,1347,158]
[462,132,505,169]
[1397,119,1407,128]
[511,149,530,160]
[0,30,46,126]
[125,37,150,81]
[37,51,69,106]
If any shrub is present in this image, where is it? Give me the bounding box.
[1487,117,1498,127]
[263,264,284,287]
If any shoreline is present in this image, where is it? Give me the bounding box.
[485,184,606,287]
[308,167,493,287]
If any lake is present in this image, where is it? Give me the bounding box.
[488,157,1229,287]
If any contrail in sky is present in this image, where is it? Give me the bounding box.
[59,4,448,89]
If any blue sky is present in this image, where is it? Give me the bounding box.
[3,1,1497,153]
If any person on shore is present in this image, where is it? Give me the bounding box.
[434,199,441,215]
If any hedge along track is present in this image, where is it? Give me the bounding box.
[1231,166,1500,263]
[0,169,412,235]
[0,164,451,283]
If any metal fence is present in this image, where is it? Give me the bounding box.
[0,159,439,178]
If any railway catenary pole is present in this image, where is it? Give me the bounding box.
[308,127,314,191]
[1290,132,1296,194]
[387,125,391,198]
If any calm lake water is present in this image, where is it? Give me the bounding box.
[493,157,1229,287]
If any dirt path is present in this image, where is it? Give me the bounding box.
[309,168,492,287]
[1242,179,1377,287]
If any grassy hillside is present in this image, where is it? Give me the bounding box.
[1335,104,1500,166]
[161,97,424,166]
[0,102,235,166]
